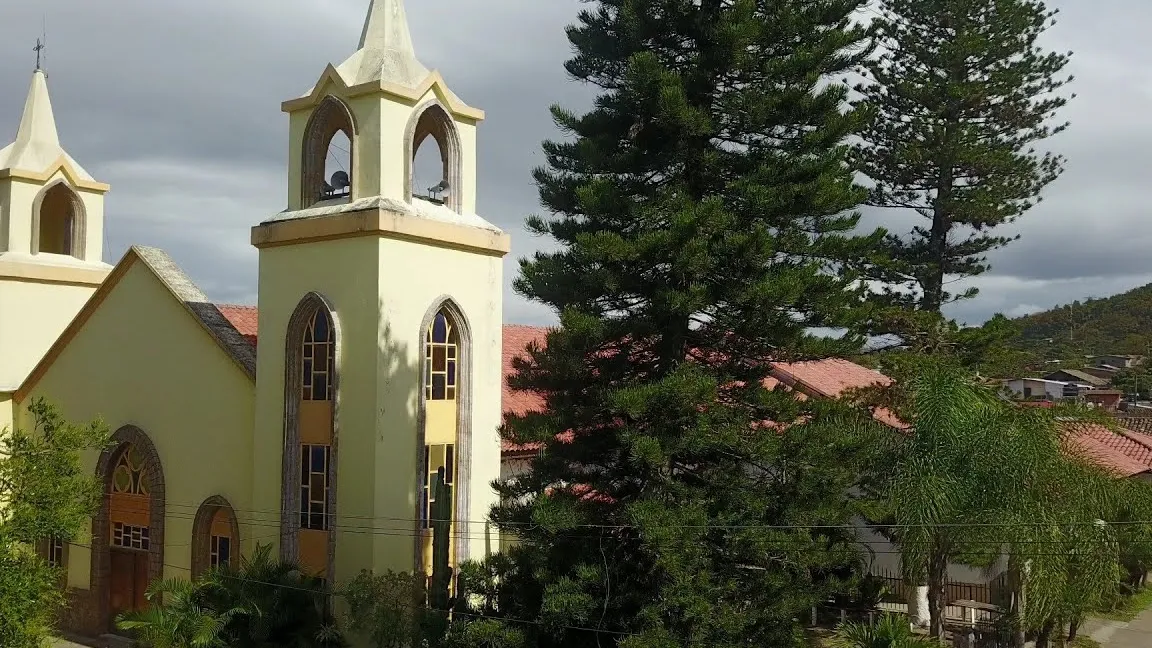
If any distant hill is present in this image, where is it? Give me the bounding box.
[1009,283,1152,366]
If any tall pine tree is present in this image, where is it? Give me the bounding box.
[459,2,888,647]
[856,0,1073,314]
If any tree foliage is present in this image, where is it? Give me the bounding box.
[0,398,108,648]
[860,360,1121,645]
[855,0,1073,314]
[118,543,344,648]
[445,0,893,646]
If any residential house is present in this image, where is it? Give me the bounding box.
[1088,355,1144,370]
[1044,368,1109,389]
[1002,378,1074,401]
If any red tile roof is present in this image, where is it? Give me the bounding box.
[769,359,891,399]
[216,305,258,348]
[1061,422,1152,478]
[501,325,548,418]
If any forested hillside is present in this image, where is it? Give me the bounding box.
[1009,283,1152,364]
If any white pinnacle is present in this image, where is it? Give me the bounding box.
[0,69,94,180]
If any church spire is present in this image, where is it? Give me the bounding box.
[0,68,65,175]
[329,0,429,90]
[15,69,61,154]
[359,0,416,54]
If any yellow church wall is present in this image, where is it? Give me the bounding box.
[0,277,98,391]
[18,259,256,587]
[253,235,382,585]
[0,391,12,436]
[374,234,504,566]
[2,179,39,255]
[254,222,504,585]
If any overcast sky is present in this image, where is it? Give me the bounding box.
[0,1,1144,326]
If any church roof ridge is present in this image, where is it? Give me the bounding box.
[0,69,96,181]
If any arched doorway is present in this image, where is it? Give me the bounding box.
[92,426,165,632]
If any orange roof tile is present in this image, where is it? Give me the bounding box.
[1060,422,1152,477]
[216,305,258,348]
[769,359,891,398]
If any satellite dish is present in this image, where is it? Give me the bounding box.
[331,171,350,191]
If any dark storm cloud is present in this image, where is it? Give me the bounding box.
[0,0,1146,326]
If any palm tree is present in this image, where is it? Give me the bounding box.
[876,362,1120,644]
[118,544,344,648]
[835,614,937,648]
[117,578,245,648]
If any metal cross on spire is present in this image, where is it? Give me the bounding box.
[33,39,45,71]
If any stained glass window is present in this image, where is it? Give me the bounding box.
[302,310,335,401]
[421,443,455,529]
[111,446,148,495]
[300,445,331,531]
[425,312,459,401]
[112,522,150,550]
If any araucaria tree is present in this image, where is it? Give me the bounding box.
[0,399,109,648]
[456,1,891,647]
[856,0,1073,313]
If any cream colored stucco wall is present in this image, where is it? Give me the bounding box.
[0,277,97,390]
[0,391,12,436]
[375,233,503,564]
[254,221,504,586]
[254,235,382,584]
[17,259,256,588]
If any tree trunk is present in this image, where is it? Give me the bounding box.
[1009,558,1027,648]
[927,549,948,641]
[1067,618,1080,643]
[1035,619,1055,648]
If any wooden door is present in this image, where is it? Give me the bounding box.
[109,549,150,618]
[109,549,134,618]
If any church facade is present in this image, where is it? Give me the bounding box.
[0,0,541,638]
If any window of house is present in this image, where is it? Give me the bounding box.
[302,310,335,401]
[300,444,331,531]
[112,522,150,551]
[210,534,231,568]
[425,312,458,401]
[47,536,65,568]
[421,443,455,529]
[1023,386,1033,398]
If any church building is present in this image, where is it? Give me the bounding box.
[0,0,548,638]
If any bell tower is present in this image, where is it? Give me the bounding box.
[251,0,508,587]
[280,0,485,214]
[0,62,111,409]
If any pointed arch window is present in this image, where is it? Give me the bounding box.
[35,182,85,258]
[302,309,335,401]
[407,102,463,214]
[302,96,355,208]
[425,312,459,401]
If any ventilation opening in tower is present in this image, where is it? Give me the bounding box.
[37,183,81,257]
[322,131,352,202]
[413,134,446,206]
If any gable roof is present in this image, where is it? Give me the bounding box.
[1044,369,1108,387]
[15,246,257,401]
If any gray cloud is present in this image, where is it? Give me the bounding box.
[0,0,1144,328]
